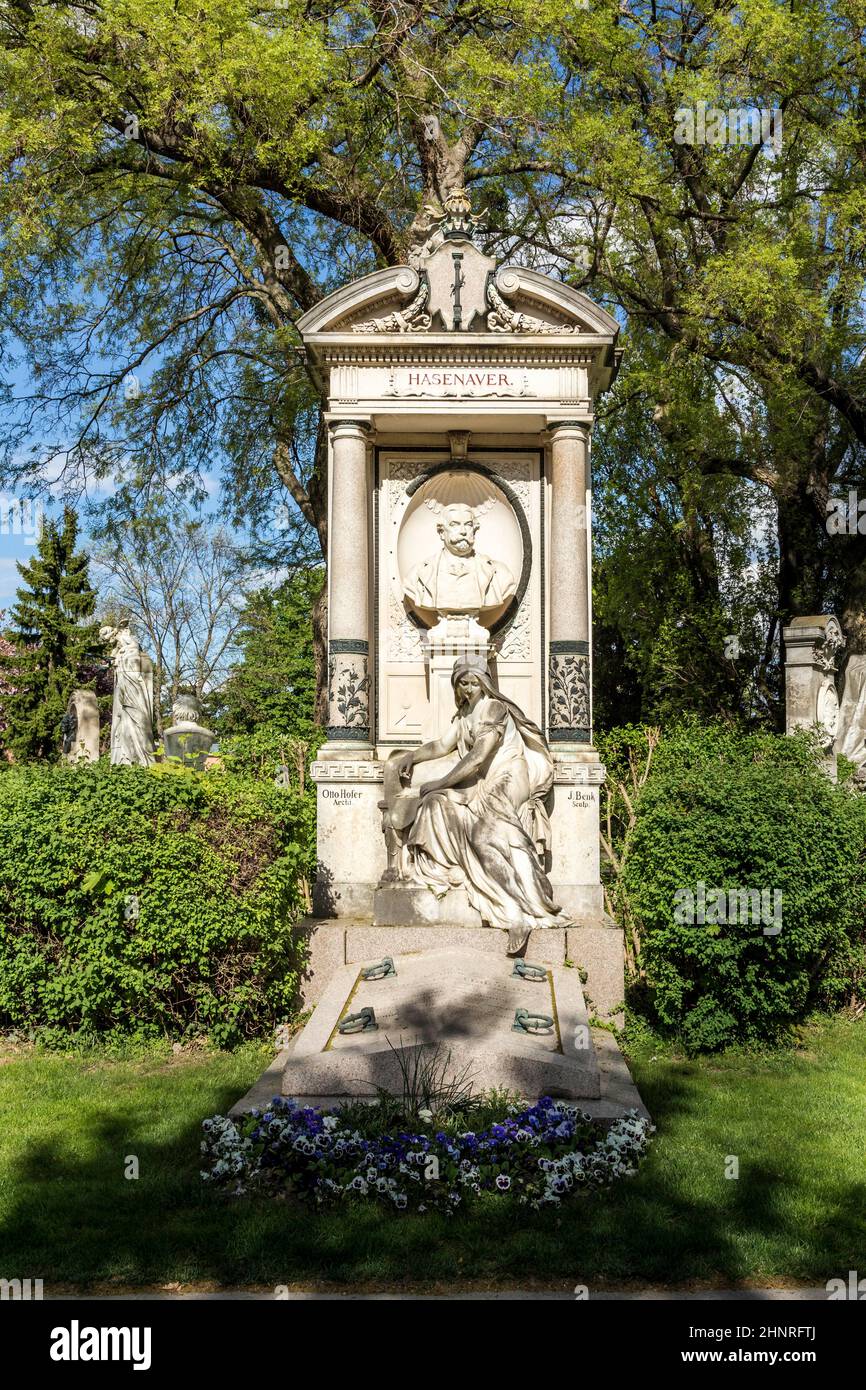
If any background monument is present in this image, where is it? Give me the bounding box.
[162,693,218,769]
[61,689,100,763]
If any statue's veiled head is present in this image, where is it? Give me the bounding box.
[451,658,493,712]
[437,503,479,557]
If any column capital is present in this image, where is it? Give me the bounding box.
[328,417,372,437]
[546,419,591,440]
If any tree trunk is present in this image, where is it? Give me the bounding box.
[312,578,329,728]
[776,490,826,625]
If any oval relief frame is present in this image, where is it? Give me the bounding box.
[401,461,532,638]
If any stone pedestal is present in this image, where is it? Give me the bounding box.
[311,760,387,917]
[548,756,607,921]
[373,883,481,928]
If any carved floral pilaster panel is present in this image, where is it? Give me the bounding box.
[548,642,590,742]
[327,641,371,741]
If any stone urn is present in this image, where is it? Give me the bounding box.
[162,694,218,770]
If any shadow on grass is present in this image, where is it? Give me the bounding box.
[1,1052,862,1290]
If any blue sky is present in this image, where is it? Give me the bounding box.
[0,496,55,609]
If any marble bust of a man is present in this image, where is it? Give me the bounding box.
[403,502,516,619]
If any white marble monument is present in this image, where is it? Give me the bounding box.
[783,615,844,780]
[234,199,648,1116]
[299,192,621,956]
[378,659,564,954]
[162,693,218,769]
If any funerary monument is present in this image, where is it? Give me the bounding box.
[235,194,645,1120]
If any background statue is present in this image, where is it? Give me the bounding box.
[403,501,516,619]
[835,653,866,776]
[379,660,565,954]
[100,624,155,767]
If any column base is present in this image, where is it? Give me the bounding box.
[316,741,376,761]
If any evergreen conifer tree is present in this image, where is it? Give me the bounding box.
[0,508,103,761]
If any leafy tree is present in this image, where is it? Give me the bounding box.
[545,1,866,647]
[91,503,250,731]
[0,614,15,754]
[0,0,549,551]
[593,331,780,727]
[1,0,865,719]
[0,508,103,760]
[213,569,323,739]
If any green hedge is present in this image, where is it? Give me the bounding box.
[619,724,866,1050]
[0,760,315,1046]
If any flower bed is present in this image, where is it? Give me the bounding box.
[201,1096,654,1211]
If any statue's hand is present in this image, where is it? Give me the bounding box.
[396,750,415,782]
[419,780,442,798]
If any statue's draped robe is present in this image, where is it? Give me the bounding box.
[836,654,866,769]
[110,644,155,767]
[407,694,562,951]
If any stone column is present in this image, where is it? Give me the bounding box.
[548,421,591,748]
[324,419,373,754]
[544,420,608,928]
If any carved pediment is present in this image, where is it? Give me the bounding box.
[297,267,426,336]
[297,183,619,341]
[487,268,619,337]
[298,251,620,342]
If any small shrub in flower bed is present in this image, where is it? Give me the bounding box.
[200,1095,654,1211]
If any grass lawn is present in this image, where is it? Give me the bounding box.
[0,1017,864,1291]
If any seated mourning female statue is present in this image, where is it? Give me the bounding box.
[380,661,567,954]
